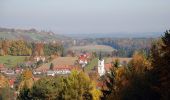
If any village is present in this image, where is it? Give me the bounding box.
[0,51,131,90]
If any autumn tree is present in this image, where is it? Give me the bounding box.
[102,59,120,100]
[20,71,102,100]
[0,74,14,100]
[9,40,32,56]
[18,69,34,98]
[128,51,151,74]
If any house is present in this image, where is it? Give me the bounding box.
[0,64,7,73]
[47,71,55,76]
[14,68,23,74]
[33,70,42,75]
[78,53,89,67]
[46,66,73,76]
[9,79,15,88]
[5,70,15,75]
[53,66,72,75]
[34,56,46,62]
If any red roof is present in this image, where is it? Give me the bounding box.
[9,79,14,86]
[0,64,4,68]
[104,63,112,71]
[79,55,88,62]
[54,66,73,70]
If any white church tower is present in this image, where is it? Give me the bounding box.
[98,53,105,76]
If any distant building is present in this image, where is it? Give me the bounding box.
[78,53,89,67]
[0,64,6,73]
[34,56,45,62]
[98,53,105,76]
[9,79,15,88]
[14,68,23,74]
[46,66,72,76]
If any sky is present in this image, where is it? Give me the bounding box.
[0,0,170,34]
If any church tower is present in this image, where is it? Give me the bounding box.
[98,52,105,76]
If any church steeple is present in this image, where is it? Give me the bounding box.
[99,52,103,60]
[98,52,105,76]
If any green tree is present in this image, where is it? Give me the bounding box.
[102,59,120,100]
[18,82,32,100]
[22,71,102,100]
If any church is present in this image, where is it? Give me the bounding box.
[97,53,105,76]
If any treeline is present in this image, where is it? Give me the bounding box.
[96,38,154,57]
[0,39,64,56]
[17,70,101,100]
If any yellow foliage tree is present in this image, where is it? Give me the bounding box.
[130,51,151,74]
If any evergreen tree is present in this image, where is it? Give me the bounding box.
[150,30,170,100]
[50,63,54,70]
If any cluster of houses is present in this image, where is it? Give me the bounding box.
[34,56,46,62]
[0,53,131,78]
[34,65,79,76]
[0,64,23,75]
[78,53,90,67]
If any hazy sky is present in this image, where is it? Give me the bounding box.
[0,0,170,34]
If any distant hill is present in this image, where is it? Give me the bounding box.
[64,32,162,39]
[0,27,70,42]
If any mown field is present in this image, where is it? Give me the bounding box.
[69,45,115,53]
[0,56,27,67]
[37,57,78,71]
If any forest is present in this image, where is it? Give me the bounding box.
[0,39,64,56]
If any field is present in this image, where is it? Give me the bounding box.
[69,45,115,53]
[0,56,27,67]
[37,57,78,71]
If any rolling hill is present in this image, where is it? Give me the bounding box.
[0,27,70,42]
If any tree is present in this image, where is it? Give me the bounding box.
[22,71,102,100]
[0,74,14,100]
[49,63,54,70]
[21,69,33,81]
[18,82,32,100]
[129,51,151,74]
[31,77,60,99]
[150,30,170,100]
[102,59,120,100]
[60,71,102,100]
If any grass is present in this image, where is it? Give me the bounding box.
[69,45,115,53]
[85,58,98,71]
[0,56,27,67]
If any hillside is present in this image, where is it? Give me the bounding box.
[0,28,70,42]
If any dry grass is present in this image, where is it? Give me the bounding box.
[69,45,115,52]
[105,57,132,64]
[37,57,78,71]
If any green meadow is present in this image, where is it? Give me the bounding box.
[0,56,27,67]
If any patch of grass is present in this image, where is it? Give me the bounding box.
[0,56,27,68]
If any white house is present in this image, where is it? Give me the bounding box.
[34,56,46,62]
[78,54,88,67]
